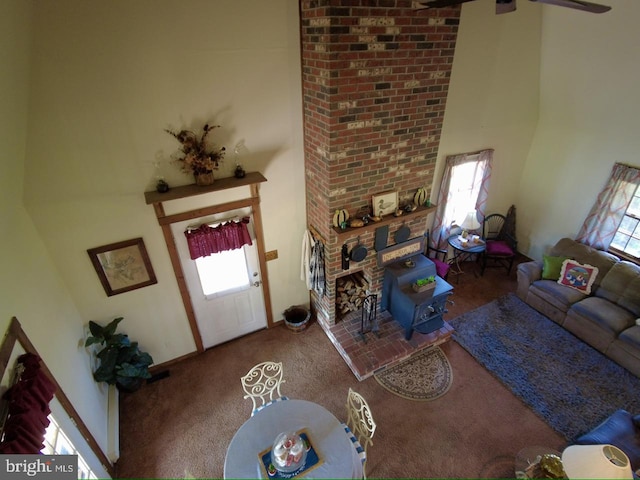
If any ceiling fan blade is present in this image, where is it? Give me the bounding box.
[496,0,517,14]
[414,0,475,9]
[529,0,611,13]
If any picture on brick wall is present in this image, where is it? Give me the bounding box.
[372,191,398,218]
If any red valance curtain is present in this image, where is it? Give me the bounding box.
[185,217,253,260]
[0,353,56,454]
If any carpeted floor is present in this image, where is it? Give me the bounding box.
[450,293,640,441]
[117,258,568,479]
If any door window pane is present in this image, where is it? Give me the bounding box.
[195,247,250,297]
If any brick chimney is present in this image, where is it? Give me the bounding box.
[300,0,461,326]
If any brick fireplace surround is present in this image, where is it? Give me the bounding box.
[301,1,461,329]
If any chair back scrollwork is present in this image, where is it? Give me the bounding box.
[241,361,285,415]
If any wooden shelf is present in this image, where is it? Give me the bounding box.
[331,204,437,239]
[144,171,267,205]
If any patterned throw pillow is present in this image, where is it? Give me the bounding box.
[557,259,599,295]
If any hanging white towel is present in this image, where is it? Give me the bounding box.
[301,229,313,290]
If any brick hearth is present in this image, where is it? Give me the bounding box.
[320,309,454,380]
[300,1,461,326]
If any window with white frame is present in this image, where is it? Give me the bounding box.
[194,246,251,299]
[445,160,487,227]
[609,185,640,260]
[42,415,97,480]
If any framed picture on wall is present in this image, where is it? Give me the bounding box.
[87,238,157,297]
[372,191,398,218]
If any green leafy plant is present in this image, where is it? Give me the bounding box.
[85,317,153,392]
[415,275,436,287]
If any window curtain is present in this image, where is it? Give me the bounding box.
[576,163,640,250]
[0,353,56,454]
[185,217,253,260]
[431,149,493,250]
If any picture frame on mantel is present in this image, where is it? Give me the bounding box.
[87,237,157,296]
[372,191,398,217]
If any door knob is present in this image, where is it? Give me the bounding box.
[253,280,262,287]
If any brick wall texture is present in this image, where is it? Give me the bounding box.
[300,0,461,325]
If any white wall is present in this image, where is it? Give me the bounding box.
[437,0,640,261]
[0,0,110,462]
[435,0,541,217]
[23,0,308,366]
[518,0,640,258]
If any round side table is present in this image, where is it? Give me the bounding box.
[515,446,566,479]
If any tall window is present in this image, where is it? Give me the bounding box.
[444,161,488,226]
[609,185,640,260]
[576,163,640,254]
[42,415,97,479]
[431,149,493,249]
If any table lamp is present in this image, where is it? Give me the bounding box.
[561,444,633,479]
[460,210,481,238]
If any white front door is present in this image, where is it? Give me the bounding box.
[172,209,267,349]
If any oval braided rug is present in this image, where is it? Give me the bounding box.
[374,346,453,401]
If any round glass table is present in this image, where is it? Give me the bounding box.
[515,446,566,479]
[447,234,485,281]
[224,399,363,479]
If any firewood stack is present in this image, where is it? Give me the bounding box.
[336,272,370,317]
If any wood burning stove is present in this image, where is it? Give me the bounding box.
[381,254,454,340]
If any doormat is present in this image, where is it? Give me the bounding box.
[374,346,453,401]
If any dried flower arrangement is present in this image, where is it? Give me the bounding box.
[165,123,226,175]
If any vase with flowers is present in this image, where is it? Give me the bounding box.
[165,123,226,186]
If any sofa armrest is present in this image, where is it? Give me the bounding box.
[516,261,542,301]
[574,409,640,473]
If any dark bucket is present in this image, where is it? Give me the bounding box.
[283,306,311,333]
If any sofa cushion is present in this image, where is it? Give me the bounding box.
[558,259,599,294]
[618,325,640,351]
[542,255,568,280]
[530,279,587,312]
[606,327,640,377]
[618,264,640,317]
[596,261,640,317]
[550,238,619,288]
[574,409,640,472]
[570,296,636,335]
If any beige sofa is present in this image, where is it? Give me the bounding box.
[517,238,640,377]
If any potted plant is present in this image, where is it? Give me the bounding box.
[165,123,226,186]
[85,317,153,392]
[412,275,437,294]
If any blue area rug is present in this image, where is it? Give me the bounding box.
[450,293,640,440]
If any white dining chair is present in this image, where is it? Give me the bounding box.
[344,388,376,479]
[241,361,288,416]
